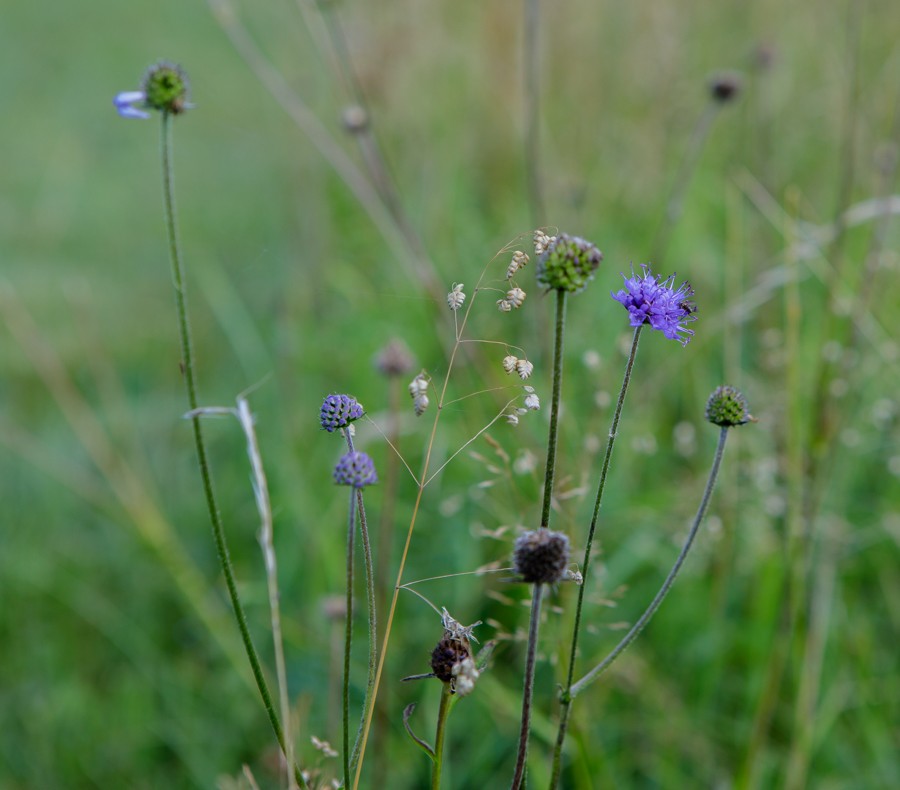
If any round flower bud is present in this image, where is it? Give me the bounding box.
[333,451,378,488]
[430,635,472,683]
[142,62,190,115]
[536,233,603,294]
[320,394,364,432]
[513,529,570,584]
[705,385,754,427]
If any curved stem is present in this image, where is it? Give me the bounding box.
[511,289,567,789]
[431,683,454,790]
[549,325,642,788]
[158,113,308,790]
[569,426,731,699]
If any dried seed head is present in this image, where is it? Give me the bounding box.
[502,355,518,374]
[513,529,571,584]
[515,359,534,380]
[507,250,530,279]
[320,394,364,432]
[408,372,429,397]
[705,385,754,427]
[505,412,520,426]
[709,72,743,103]
[497,298,513,312]
[333,450,378,488]
[524,392,540,411]
[413,393,430,416]
[534,230,557,256]
[536,233,603,294]
[447,283,466,311]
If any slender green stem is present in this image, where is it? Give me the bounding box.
[549,325,642,788]
[159,113,308,790]
[568,426,731,698]
[350,484,378,772]
[511,289,567,789]
[541,289,567,529]
[431,683,454,790]
[342,487,356,789]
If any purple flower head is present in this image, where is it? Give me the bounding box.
[114,91,150,120]
[320,394,364,432]
[333,451,378,488]
[611,264,697,346]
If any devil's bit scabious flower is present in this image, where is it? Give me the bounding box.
[430,635,473,683]
[114,62,191,120]
[320,394,364,432]
[706,385,754,427]
[375,338,414,377]
[333,451,378,488]
[536,233,603,294]
[612,264,697,346]
[513,529,570,584]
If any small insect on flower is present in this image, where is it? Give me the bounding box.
[497,298,513,312]
[515,359,534,380]
[447,283,466,311]
[507,250,530,279]
[506,287,526,309]
[502,355,518,374]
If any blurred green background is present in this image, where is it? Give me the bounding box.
[2,0,899,787]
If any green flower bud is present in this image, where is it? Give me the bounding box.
[705,385,754,427]
[536,233,603,294]
[142,62,190,115]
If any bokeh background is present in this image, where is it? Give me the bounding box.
[2,0,899,787]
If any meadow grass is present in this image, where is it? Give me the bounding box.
[2,0,899,787]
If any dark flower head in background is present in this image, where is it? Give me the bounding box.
[612,264,697,346]
[333,451,378,488]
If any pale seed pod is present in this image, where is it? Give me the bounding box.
[507,250,530,279]
[534,230,557,256]
[506,287,526,308]
[497,298,513,312]
[413,393,430,416]
[516,359,534,380]
[447,283,466,311]
[524,393,540,410]
[505,412,520,426]
[502,355,518,374]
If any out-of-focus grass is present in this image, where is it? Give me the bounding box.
[2,0,899,787]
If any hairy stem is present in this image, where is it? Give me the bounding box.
[431,683,454,790]
[342,487,357,788]
[511,289,567,788]
[549,325,642,788]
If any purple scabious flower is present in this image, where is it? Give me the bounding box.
[611,264,697,346]
[320,394,364,432]
[114,91,150,120]
[333,451,378,488]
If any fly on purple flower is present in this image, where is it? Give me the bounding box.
[611,264,697,346]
